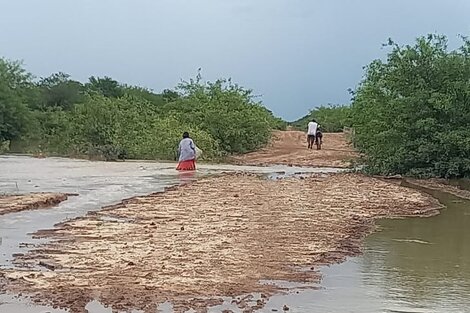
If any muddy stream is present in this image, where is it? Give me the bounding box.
[1,156,469,312]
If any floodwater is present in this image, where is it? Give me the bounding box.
[1,156,470,312]
[215,184,470,313]
[295,184,470,313]
[0,155,339,267]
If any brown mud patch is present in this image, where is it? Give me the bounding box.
[231,130,358,168]
[0,193,68,216]
[1,173,440,313]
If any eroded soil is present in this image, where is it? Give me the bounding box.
[231,131,358,168]
[406,178,470,200]
[1,173,440,313]
[0,193,68,216]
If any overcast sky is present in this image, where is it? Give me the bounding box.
[1,0,469,120]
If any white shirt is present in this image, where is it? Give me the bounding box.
[307,121,318,135]
[178,138,196,162]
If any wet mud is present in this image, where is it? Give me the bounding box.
[1,173,440,313]
[0,193,68,216]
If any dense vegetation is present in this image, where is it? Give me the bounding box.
[351,35,470,178]
[292,105,352,132]
[0,61,284,160]
[3,34,469,178]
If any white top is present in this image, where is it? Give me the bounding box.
[307,121,318,135]
[178,138,196,162]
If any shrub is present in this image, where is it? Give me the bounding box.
[351,35,470,178]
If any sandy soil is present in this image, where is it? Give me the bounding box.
[0,193,68,216]
[231,131,358,168]
[1,173,440,313]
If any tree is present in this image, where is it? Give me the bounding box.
[0,58,284,160]
[121,85,165,107]
[0,58,33,142]
[86,76,123,98]
[351,35,470,178]
[170,77,276,153]
[162,89,179,102]
[37,72,85,110]
[293,105,352,132]
[0,81,31,142]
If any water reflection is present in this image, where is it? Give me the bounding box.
[177,170,197,185]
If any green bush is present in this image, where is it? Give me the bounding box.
[63,95,221,160]
[0,140,9,153]
[292,105,352,132]
[351,34,470,178]
[0,59,285,161]
[0,58,36,143]
[162,77,278,154]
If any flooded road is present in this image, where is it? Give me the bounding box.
[1,156,470,312]
[294,185,470,313]
[0,156,338,268]
[361,187,470,312]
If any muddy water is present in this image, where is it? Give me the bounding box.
[0,155,339,312]
[205,186,470,313]
[1,156,470,312]
[448,178,470,191]
[287,185,470,313]
[364,185,470,312]
[0,155,338,267]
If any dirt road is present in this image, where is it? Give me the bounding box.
[2,173,439,313]
[232,130,358,168]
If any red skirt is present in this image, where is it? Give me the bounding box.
[176,159,196,171]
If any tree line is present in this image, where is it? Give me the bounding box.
[299,34,470,178]
[0,63,285,160]
[351,35,470,178]
[292,105,352,133]
[2,34,469,178]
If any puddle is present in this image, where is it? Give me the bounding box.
[0,294,68,313]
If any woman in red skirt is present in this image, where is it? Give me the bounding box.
[176,132,197,171]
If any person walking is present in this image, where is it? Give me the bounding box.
[307,119,318,149]
[176,132,197,171]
